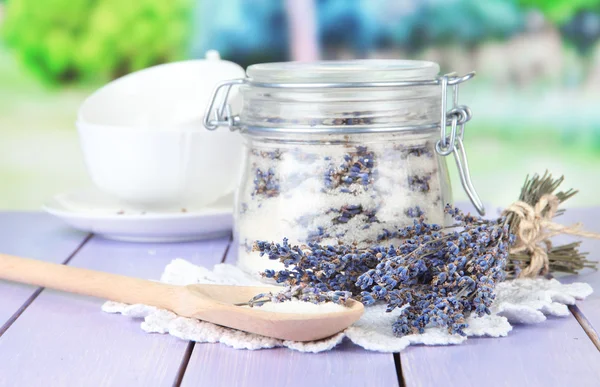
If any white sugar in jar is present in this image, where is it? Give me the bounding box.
[204,60,484,276]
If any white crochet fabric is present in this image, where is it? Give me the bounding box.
[102,259,593,353]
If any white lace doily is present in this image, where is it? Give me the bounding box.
[102,259,593,353]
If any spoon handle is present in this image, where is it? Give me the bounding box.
[0,253,181,310]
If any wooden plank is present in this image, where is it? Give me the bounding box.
[570,305,600,351]
[180,241,399,387]
[0,212,89,330]
[553,207,600,349]
[402,206,600,387]
[182,341,399,387]
[0,233,231,387]
[401,317,600,387]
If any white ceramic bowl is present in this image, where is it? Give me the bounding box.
[77,54,245,210]
[77,121,242,209]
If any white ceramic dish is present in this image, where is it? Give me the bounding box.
[43,190,233,243]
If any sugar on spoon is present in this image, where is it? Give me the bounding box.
[0,253,364,341]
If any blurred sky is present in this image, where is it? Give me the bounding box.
[1,0,600,210]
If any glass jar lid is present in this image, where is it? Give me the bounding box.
[246,60,440,84]
[240,60,443,134]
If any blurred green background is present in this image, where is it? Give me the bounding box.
[1,0,599,210]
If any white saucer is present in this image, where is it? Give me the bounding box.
[43,190,234,243]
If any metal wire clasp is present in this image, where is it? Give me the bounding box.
[435,72,485,215]
[203,79,245,131]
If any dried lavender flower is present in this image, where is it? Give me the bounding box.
[408,174,431,193]
[252,205,512,337]
[251,148,282,160]
[323,146,376,191]
[253,168,280,198]
[246,285,352,306]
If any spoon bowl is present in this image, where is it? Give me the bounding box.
[180,284,364,341]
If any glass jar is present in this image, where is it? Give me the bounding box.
[204,60,483,275]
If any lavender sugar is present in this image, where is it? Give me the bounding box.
[235,132,451,275]
[243,300,347,314]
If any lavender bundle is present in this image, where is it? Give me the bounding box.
[506,172,597,277]
[251,206,513,337]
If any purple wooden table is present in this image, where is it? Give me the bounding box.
[0,210,599,387]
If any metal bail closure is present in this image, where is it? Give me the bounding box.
[203,79,245,131]
[435,72,485,216]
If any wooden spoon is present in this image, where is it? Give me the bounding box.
[0,253,364,341]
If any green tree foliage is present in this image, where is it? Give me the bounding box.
[2,0,192,84]
[519,0,600,24]
[561,11,600,56]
